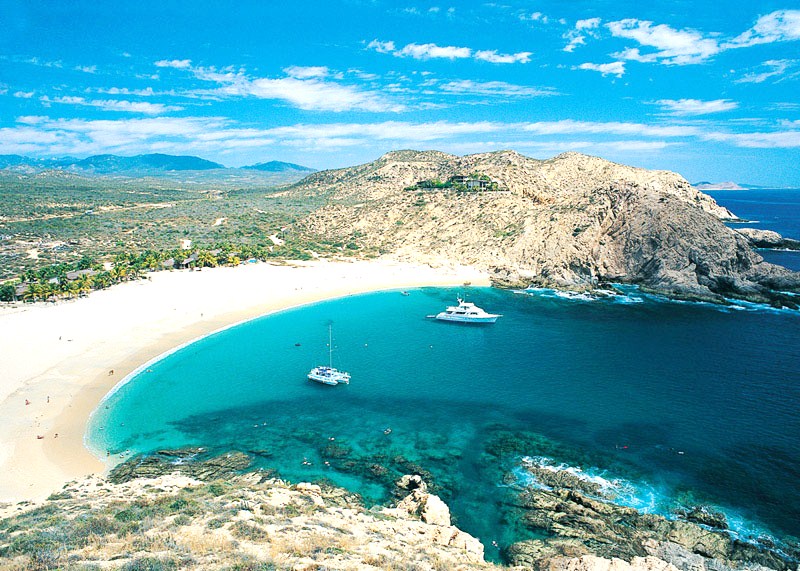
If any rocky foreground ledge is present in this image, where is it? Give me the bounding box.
[290,150,800,308]
[1,450,796,571]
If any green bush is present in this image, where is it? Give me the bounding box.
[121,556,179,571]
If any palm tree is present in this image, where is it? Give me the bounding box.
[197,250,218,268]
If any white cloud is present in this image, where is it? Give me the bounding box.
[14,91,35,98]
[521,12,549,24]
[95,87,159,97]
[607,19,721,65]
[193,68,405,113]
[439,80,556,97]
[575,61,626,77]
[703,129,800,148]
[368,39,531,64]
[157,61,405,113]
[75,65,97,74]
[519,119,701,138]
[474,50,532,64]
[654,99,738,116]
[396,42,472,60]
[154,59,192,69]
[735,59,796,84]
[50,96,183,114]
[727,10,800,48]
[283,66,329,79]
[564,18,601,52]
[367,39,396,54]
[5,115,797,161]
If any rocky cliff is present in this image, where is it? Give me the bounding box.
[290,150,800,306]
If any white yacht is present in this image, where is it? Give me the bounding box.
[308,326,351,386]
[429,298,501,324]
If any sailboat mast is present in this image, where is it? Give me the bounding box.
[328,324,333,367]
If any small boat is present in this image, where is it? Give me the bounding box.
[308,325,351,386]
[428,298,501,324]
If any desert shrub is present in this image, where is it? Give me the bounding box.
[230,521,269,542]
[71,515,120,545]
[121,556,179,571]
[172,514,192,527]
[206,516,229,529]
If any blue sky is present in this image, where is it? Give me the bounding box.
[1,1,800,185]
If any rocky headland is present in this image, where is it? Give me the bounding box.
[735,228,800,251]
[1,449,797,571]
[289,150,800,307]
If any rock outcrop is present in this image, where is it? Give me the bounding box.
[504,459,799,571]
[2,450,797,571]
[736,228,800,250]
[290,150,800,305]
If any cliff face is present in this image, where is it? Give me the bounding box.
[291,150,800,305]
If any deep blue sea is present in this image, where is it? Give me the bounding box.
[709,189,800,271]
[87,190,800,558]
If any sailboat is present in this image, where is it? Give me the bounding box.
[307,325,351,386]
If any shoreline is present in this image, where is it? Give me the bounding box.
[0,257,489,503]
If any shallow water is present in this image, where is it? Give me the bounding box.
[88,285,800,553]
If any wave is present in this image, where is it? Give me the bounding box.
[510,455,785,547]
[518,285,799,314]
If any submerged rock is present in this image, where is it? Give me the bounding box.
[108,449,253,483]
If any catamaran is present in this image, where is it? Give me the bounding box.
[429,298,501,324]
[307,325,351,386]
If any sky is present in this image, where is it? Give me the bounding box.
[1,1,800,185]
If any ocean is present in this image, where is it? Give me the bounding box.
[87,190,800,558]
[709,189,800,271]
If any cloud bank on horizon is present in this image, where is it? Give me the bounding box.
[1,0,799,185]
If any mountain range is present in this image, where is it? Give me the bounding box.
[0,153,315,176]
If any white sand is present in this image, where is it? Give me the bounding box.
[0,258,489,502]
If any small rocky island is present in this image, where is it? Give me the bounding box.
[291,150,800,307]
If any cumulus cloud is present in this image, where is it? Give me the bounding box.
[367,39,531,63]
[726,10,800,48]
[191,66,405,113]
[575,61,626,77]
[607,19,720,65]
[654,99,738,116]
[366,39,396,53]
[14,91,35,98]
[564,18,601,52]
[474,50,532,64]
[598,10,800,70]
[154,59,192,69]
[396,43,472,59]
[283,65,329,79]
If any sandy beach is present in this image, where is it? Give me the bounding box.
[0,258,489,503]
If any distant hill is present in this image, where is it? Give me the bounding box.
[243,160,316,173]
[72,153,224,173]
[693,181,746,191]
[0,153,316,184]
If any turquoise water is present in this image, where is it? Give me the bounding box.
[87,285,800,554]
